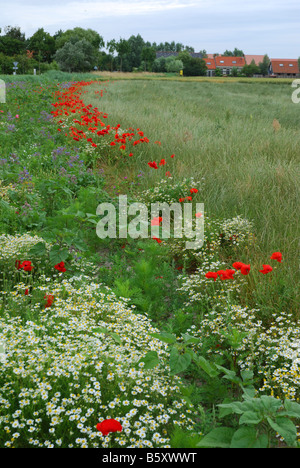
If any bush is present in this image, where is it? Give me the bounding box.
[183,57,207,76]
[165,58,183,73]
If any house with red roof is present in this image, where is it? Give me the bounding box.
[269,59,299,78]
[244,55,265,66]
[203,57,216,76]
[214,56,246,75]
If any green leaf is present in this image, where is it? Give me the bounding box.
[230,427,268,448]
[92,327,108,334]
[0,199,13,211]
[138,351,160,370]
[28,242,47,257]
[218,401,245,415]
[260,395,282,412]
[150,332,177,345]
[197,427,235,448]
[196,355,219,378]
[91,327,122,344]
[109,332,122,344]
[216,364,241,384]
[49,245,69,265]
[267,416,297,446]
[169,347,191,375]
[283,399,300,419]
[182,333,200,345]
[241,369,254,382]
[239,411,263,425]
[72,239,88,251]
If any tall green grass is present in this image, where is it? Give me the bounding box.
[0,70,104,84]
[85,79,300,316]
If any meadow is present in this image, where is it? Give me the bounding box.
[0,71,299,448]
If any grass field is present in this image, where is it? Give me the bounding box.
[85,78,300,316]
[0,72,300,448]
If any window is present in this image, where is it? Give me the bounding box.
[220,60,224,63]
[232,60,236,64]
[289,64,294,67]
[279,64,284,67]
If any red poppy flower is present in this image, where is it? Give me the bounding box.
[20,261,34,272]
[148,161,158,169]
[216,269,235,280]
[270,252,282,263]
[159,159,166,166]
[152,236,162,244]
[240,264,251,275]
[44,295,54,308]
[195,212,202,218]
[171,154,175,158]
[165,171,171,177]
[128,152,133,157]
[54,262,66,273]
[259,264,273,274]
[151,217,163,226]
[25,289,29,296]
[96,419,122,436]
[232,262,244,270]
[190,188,198,194]
[205,272,218,281]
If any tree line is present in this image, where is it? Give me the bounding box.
[0,25,207,75]
[1,25,294,77]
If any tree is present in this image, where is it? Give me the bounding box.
[0,26,26,56]
[115,38,130,72]
[0,52,13,73]
[55,39,96,72]
[127,34,145,70]
[184,57,207,76]
[141,47,156,71]
[27,28,56,63]
[199,49,208,58]
[152,56,167,73]
[55,27,104,51]
[177,50,193,66]
[96,51,113,71]
[4,26,25,41]
[258,54,270,76]
[223,48,244,57]
[178,52,207,76]
[165,57,184,73]
[106,39,117,71]
[242,62,260,77]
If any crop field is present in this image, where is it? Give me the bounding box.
[0,72,299,448]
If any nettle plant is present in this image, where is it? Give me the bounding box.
[198,386,300,448]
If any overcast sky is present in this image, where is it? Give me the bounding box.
[0,0,299,58]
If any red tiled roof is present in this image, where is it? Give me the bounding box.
[271,59,299,74]
[203,58,216,69]
[214,56,245,67]
[244,55,265,65]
